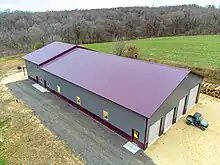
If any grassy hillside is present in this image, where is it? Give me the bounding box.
[86,35,220,69]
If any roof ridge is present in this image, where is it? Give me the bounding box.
[22,41,75,65]
[39,45,77,66]
[75,48,191,72]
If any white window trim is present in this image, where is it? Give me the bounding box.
[76,96,81,105]
[57,85,61,93]
[103,110,108,121]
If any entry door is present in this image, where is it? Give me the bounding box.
[148,119,161,147]
[132,129,139,144]
[164,108,175,132]
[187,84,200,111]
[177,97,186,120]
[44,80,47,88]
[36,76,39,83]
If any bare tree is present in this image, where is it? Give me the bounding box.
[0,4,220,54]
[112,40,127,56]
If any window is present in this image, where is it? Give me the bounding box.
[57,86,61,93]
[132,129,139,141]
[103,110,108,121]
[76,96,81,105]
[133,130,139,139]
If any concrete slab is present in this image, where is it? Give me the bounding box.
[32,83,49,93]
[123,141,140,154]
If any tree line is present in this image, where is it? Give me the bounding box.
[0,4,220,54]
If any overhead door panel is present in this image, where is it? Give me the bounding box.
[187,84,200,111]
[148,119,161,146]
[164,108,174,132]
[177,97,186,120]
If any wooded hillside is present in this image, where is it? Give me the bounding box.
[0,4,220,55]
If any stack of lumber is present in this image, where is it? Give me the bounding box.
[201,82,220,99]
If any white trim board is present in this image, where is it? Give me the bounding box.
[32,84,49,93]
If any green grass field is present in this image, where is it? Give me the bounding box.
[86,35,220,69]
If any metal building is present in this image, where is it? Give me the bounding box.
[23,41,203,150]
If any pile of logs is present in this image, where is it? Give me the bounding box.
[201,82,220,99]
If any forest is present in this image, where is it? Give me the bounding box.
[0,4,220,55]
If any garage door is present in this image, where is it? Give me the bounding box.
[176,97,186,120]
[148,119,161,146]
[187,84,200,111]
[164,108,175,132]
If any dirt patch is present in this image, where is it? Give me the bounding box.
[145,94,220,165]
[1,71,27,85]
[0,60,84,164]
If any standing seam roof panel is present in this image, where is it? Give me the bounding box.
[41,48,191,118]
[23,41,75,65]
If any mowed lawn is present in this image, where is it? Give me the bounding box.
[86,35,220,69]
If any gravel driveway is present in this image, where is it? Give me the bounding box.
[7,79,155,165]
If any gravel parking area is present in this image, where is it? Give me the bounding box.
[7,79,155,165]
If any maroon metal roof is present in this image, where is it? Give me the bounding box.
[41,48,190,118]
[23,41,75,65]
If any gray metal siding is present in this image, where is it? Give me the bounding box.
[149,73,202,125]
[25,60,40,79]
[25,62,146,143]
[146,73,202,144]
